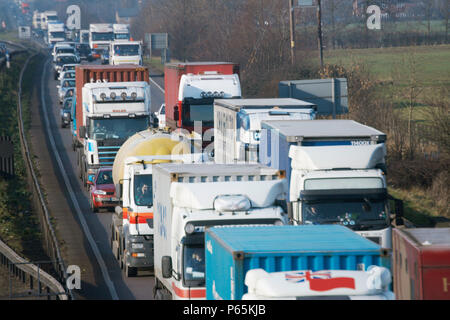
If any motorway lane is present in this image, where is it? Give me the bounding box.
[41,56,167,299]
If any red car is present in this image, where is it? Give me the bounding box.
[88,167,118,212]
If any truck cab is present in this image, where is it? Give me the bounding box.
[152,164,289,300]
[109,41,142,66]
[89,23,114,51]
[111,131,203,277]
[113,24,130,41]
[47,22,66,47]
[78,82,151,186]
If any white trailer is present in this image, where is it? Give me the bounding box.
[152,163,289,300]
[214,98,316,164]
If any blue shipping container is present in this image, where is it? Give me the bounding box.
[259,120,386,201]
[205,225,390,300]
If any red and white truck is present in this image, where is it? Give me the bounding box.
[164,62,241,141]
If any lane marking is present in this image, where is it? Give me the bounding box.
[149,76,165,93]
[40,59,119,300]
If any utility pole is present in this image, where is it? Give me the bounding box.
[289,0,296,65]
[316,0,324,68]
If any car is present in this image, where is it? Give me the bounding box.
[60,97,73,128]
[87,167,118,213]
[75,43,92,61]
[59,69,76,82]
[57,78,76,103]
[155,103,166,128]
[53,45,79,63]
[101,50,109,65]
[58,64,78,81]
[63,88,75,100]
[54,53,78,80]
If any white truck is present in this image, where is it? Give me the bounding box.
[111,129,203,277]
[113,24,131,41]
[32,11,43,30]
[89,23,114,51]
[214,98,316,164]
[242,266,395,300]
[41,11,58,30]
[259,119,403,249]
[77,81,152,187]
[79,29,90,44]
[47,22,66,46]
[152,163,289,300]
[109,41,142,66]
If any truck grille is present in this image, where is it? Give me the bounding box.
[98,145,121,165]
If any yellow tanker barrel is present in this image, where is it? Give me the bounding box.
[112,129,191,186]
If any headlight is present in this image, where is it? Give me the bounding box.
[94,190,107,195]
[184,223,195,235]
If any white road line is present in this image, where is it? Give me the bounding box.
[40,59,119,300]
[149,76,165,93]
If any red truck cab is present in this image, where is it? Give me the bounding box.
[164,62,241,137]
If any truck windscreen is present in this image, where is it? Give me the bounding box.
[114,45,139,56]
[183,244,205,287]
[88,117,149,141]
[50,32,65,38]
[134,174,152,207]
[302,198,389,230]
[92,32,114,41]
[115,33,130,40]
[182,104,214,127]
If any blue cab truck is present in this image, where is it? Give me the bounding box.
[205,225,391,300]
[258,119,403,249]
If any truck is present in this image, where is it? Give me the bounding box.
[109,41,142,66]
[393,227,450,300]
[164,62,241,139]
[152,163,289,300]
[41,11,58,30]
[89,23,114,51]
[47,22,66,46]
[205,224,391,300]
[77,81,152,186]
[113,23,131,41]
[213,98,316,164]
[242,266,394,300]
[258,119,404,249]
[74,64,150,149]
[32,11,43,30]
[111,129,203,277]
[79,29,90,44]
